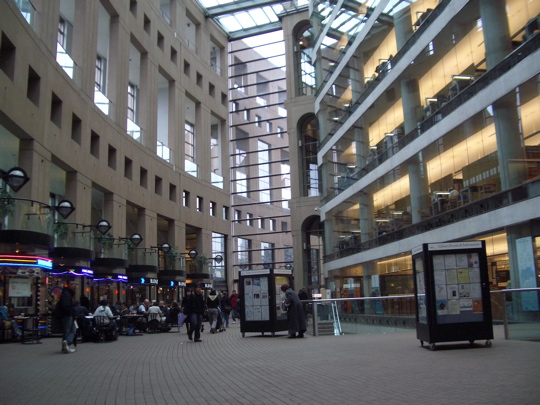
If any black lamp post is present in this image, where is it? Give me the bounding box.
[0,167,30,192]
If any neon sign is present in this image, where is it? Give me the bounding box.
[0,255,53,269]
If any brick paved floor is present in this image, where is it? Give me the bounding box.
[1,324,539,405]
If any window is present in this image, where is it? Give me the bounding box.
[127,83,138,122]
[183,190,190,207]
[196,196,203,212]
[95,55,106,93]
[210,201,216,216]
[57,17,67,49]
[235,210,242,222]
[233,57,247,91]
[258,140,271,203]
[270,219,276,231]
[222,206,229,220]
[277,126,284,138]
[237,238,251,270]
[247,213,253,227]
[261,242,274,269]
[266,121,273,133]
[255,115,261,127]
[258,217,265,229]
[185,122,195,162]
[231,101,239,113]
[243,109,250,121]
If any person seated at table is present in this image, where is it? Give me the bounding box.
[74,300,92,342]
[93,299,117,336]
[159,301,169,318]
[119,302,137,335]
[0,300,22,340]
[166,301,180,325]
[148,301,165,322]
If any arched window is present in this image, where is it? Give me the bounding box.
[299,115,320,197]
[294,22,315,96]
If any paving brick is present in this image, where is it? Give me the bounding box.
[0,324,539,404]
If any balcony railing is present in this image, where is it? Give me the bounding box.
[306,288,540,340]
[324,177,540,263]
[157,141,171,163]
[13,0,35,27]
[53,222,95,250]
[56,42,76,79]
[0,198,54,235]
[321,33,540,205]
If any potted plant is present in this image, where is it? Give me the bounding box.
[195,253,209,271]
[97,232,115,250]
[0,189,16,219]
[53,221,69,239]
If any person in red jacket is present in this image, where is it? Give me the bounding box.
[229,290,239,323]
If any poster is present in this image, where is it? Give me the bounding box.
[432,252,485,324]
[9,278,31,297]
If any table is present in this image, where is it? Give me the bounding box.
[14,316,42,344]
[120,314,143,335]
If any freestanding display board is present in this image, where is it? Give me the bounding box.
[239,268,292,337]
[412,242,493,350]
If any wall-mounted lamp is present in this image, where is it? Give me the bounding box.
[54,200,76,219]
[119,233,143,247]
[0,167,30,192]
[187,249,198,259]
[151,243,171,253]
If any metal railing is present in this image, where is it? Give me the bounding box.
[304,288,540,340]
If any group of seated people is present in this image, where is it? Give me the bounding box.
[74,299,182,341]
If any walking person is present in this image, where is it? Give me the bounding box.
[56,281,78,353]
[280,284,307,339]
[181,289,192,333]
[186,284,205,342]
[229,290,239,323]
[206,290,220,333]
[220,292,232,328]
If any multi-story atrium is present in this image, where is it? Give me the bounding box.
[0,0,539,319]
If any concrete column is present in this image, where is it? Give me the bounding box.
[71,0,98,95]
[138,209,158,248]
[140,52,158,153]
[18,139,51,203]
[32,0,61,55]
[65,172,92,225]
[104,193,126,238]
[108,16,129,129]
[408,153,430,223]
[359,191,374,243]
[480,0,526,189]
[393,6,413,50]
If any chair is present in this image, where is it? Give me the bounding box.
[147,313,160,334]
[93,316,117,342]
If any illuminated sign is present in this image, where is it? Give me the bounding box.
[0,255,53,270]
[50,268,94,277]
[93,273,128,282]
[138,277,158,285]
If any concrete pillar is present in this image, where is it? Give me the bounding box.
[18,139,51,203]
[394,6,413,50]
[65,172,92,225]
[140,52,158,153]
[71,0,98,95]
[104,193,126,238]
[138,209,157,248]
[408,153,430,223]
[480,0,526,189]
[109,16,129,129]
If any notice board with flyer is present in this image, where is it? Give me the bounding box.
[412,242,493,350]
[239,268,292,337]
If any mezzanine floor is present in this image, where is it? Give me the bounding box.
[0,323,538,405]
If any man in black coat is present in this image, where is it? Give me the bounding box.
[56,281,77,353]
[187,284,205,342]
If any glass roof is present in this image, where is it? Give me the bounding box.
[197,0,309,39]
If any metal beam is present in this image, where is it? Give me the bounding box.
[205,0,282,17]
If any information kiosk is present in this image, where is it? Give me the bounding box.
[412,242,493,350]
[239,268,293,337]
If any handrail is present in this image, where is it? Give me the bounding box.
[304,288,540,339]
